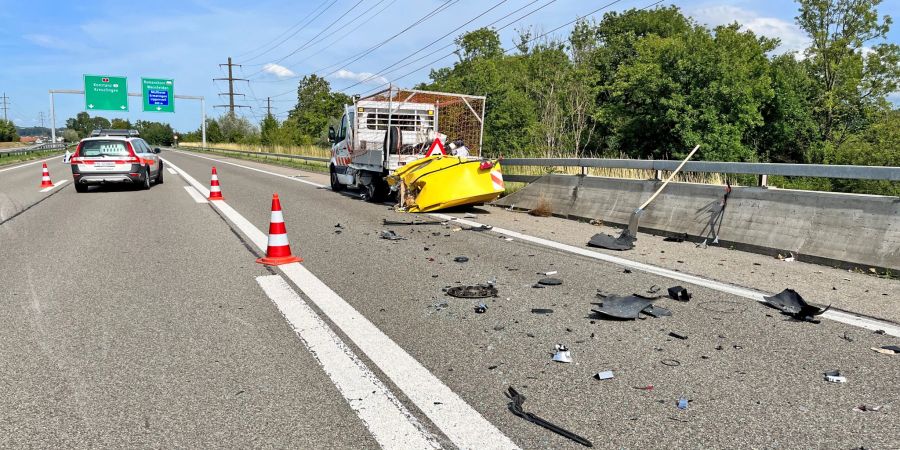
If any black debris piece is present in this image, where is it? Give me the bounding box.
[538,277,563,286]
[874,329,886,335]
[623,269,632,274]
[532,284,545,289]
[380,230,406,240]
[531,308,554,315]
[446,284,498,299]
[648,285,661,294]
[587,232,635,251]
[668,286,692,302]
[334,223,344,228]
[663,233,688,242]
[840,332,853,342]
[505,387,593,448]
[467,224,493,231]
[660,359,681,367]
[383,219,444,226]
[669,332,688,340]
[642,305,672,318]
[762,289,830,322]
[475,303,488,313]
[591,295,655,320]
[454,256,470,263]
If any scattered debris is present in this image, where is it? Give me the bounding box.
[587,232,635,251]
[475,302,488,314]
[661,359,681,367]
[648,285,661,294]
[467,224,493,231]
[667,286,692,302]
[871,345,900,355]
[454,256,470,263]
[853,404,883,413]
[777,252,796,262]
[505,387,593,448]
[380,230,406,240]
[668,332,688,340]
[594,370,615,380]
[552,344,572,363]
[383,219,444,226]
[592,291,674,320]
[538,277,563,286]
[874,329,886,335]
[677,397,689,410]
[664,233,688,243]
[633,385,654,391]
[823,370,847,383]
[531,308,554,315]
[540,271,558,276]
[641,305,672,318]
[589,219,603,226]
[446,284,498,299]
[840,332,854,342]
[623,269,632,274]
[762,289,830,322]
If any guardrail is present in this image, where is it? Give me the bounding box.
[500,158,900,185]
[0,142,71,159]
[182,146,330,164]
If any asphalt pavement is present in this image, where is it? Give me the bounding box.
[1,148,898,449]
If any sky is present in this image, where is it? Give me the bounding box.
[1,0,898,133]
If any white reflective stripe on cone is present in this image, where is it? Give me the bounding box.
[210,185,221,192]
[211,174,219,181]
[268,233,289,246]
[270,210,284,223]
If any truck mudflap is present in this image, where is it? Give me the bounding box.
[386,155,505,213]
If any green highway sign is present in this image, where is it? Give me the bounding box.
[83,74,128,112]
[142,78,174,113]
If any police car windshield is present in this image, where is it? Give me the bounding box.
[81,140,130,157]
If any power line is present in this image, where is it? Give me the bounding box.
[0,92,9,121]
[214,57,251,113]
[237,0,337,63]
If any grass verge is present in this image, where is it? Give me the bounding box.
[0,150,64,168]
[179,147,329,174]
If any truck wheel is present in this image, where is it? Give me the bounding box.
[364,178,389,203]
[330,166,344,192]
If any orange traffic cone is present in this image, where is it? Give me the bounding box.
[40,163,54,188]
[256,193,303,265]
[208,166,224,200]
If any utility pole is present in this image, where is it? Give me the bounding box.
[266,97,273,117]
[214,57,249,114]
[0,93,9,121]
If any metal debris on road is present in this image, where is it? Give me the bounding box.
[592,293,667,320]
[531,308,554,315]
[823,370,847,383]
[853,404,883,413]
[669,332,688,340]
[446,284,498,299]
[641,305,672,317]
[762,289,830,322]
[668,286,692,302]
[537,277,563,286]
[380,230,406,240]
[552,344,572,363]
[587,232,635,251]
[593,370,615,380]
[505,387,593,448]
[475,302,488,314]
[382,219,444,226]
[871,345,900,355]
[454,256,469,263]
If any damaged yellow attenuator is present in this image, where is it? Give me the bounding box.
[387,155,505,212]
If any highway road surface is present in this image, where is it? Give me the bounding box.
[1,150,898,449]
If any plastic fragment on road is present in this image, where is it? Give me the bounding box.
[445,284,498,299]
[537,277,563,286]
[382,218,444,226]
[475,302,488,314]
[669,332,688,340]
[641,305,672,318]
[668,286,692,302]
[824,370,847,383]
[552,344,572,363]
[677,397,689,410]
[762,289,830,322]
[505,387,593,448]
[380,230,406,240]
[531,308,554,315]
[591,294,656,320]
[853,404,883,413]
[871,345,900,355]
[540,271,558,276]
[587,232,635,251]
[593,370,614,380]
[633,385,654,391]
[454,256,469,263]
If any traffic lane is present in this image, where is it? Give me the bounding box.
[0,155,68,222]
[0,173,377,448]
[447,205,900,324]
[164,151,900,449]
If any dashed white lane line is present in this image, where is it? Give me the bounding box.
[162,157,519,450]
[0,155,62,173]
[39,179,68,193]
[256,275,439,450]
[182,186,208,203]
[429,213,900,337]
[167,167,177,175]
[172,150,326,188]
[164,152,900,337]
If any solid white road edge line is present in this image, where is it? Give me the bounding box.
[172,150,326,188]
[167,167,177,175]
[40,179,68,193]
[161,157,519,450]
[164,153,900,337]
[0,155,62,173]
[429,213,900,337]
[182,186,209,203]
[255,275,439,450]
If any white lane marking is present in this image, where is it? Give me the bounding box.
[0,155,61,173]
[39,179,68,193]
[162,157,520,450]
[164,153,900,336]
[167,167,177,175]
[172,150,327,188]
[256,275,439,449]
[430,213,900,337]
[182,186,208,203]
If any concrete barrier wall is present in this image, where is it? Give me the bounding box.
[494,174,900,271]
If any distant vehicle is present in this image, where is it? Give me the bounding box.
[90,129,140,138]
[69,134,163,192]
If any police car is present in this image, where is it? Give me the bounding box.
[70,129,163,192]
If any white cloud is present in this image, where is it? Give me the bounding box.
[23,33,87,52]
[690,6,809,55]
[262,63,296,78]
[332,69,388,85]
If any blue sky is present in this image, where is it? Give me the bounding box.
[1,0,898,132]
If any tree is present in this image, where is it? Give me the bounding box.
[829,109,900,195]
[286,75,349,144]
[260,113,279,146]
[110,118,132,129]
[62,129,79,142]
[455,27,503,61]
[754,54,821,162]
[0,120,18,142]
[796,0,900,150]
[217,113,257,143]
[135,120,175,146]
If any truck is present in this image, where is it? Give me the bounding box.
[328,87,502,210]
